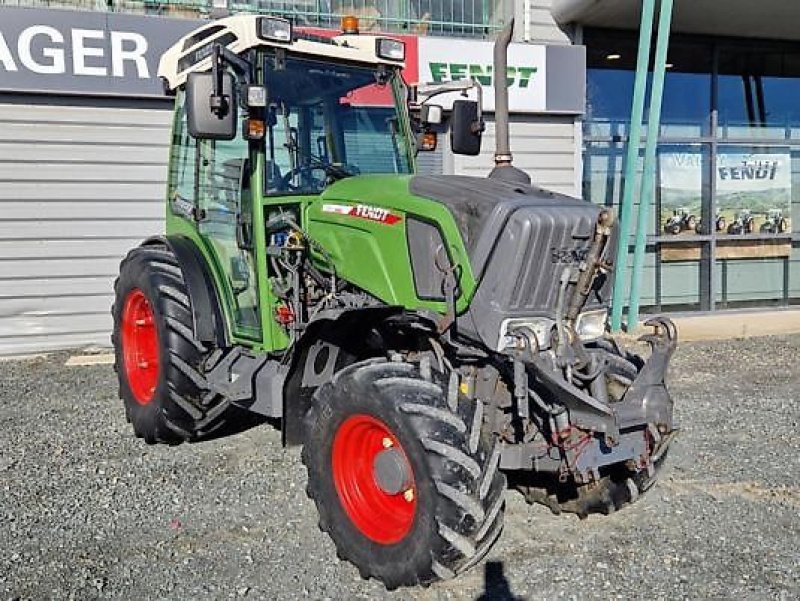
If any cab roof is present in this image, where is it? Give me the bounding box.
[158,15,406,91]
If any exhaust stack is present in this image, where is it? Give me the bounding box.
[488,19,531,185]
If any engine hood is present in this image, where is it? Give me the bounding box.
[409,175,604,278]
[406,176,614,351]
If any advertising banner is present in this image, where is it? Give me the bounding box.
[659,150,792,261]
[716,152,791,236]
[659,152,703,237]
[0,6,201,97]
[416,38,585,114]
[418,37,546,112]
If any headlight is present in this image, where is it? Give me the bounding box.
[575,308,608,341]
[497,317,554,352]
[376,38,405,61]
[259,17,292,43]
[245,85,267,108]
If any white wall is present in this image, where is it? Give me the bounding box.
[518,0,574,44]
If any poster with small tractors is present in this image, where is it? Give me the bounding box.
[659,152,704,237]
[716,152,791,237]
[658,151,792,261]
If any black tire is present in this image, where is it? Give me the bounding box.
[669,223,681,235]
[302,358,506,589]
[111,243,230,444]
[780,218,789,233]
[717,217,726,232]
[686,215,697,230]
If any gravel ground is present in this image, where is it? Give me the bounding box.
[1,336,799,600]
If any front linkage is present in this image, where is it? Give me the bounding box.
[470,210,678,517]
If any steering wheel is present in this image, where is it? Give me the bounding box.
[279,164,329,192]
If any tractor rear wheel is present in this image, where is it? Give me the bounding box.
[112,243,230,444]
[302,358,506,589]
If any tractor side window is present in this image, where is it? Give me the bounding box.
[196,128,261,339]
[168,92,197,214]
[339,105,408,174]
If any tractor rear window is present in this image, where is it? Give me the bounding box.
[262,56,413,195]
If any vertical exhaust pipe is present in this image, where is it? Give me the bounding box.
[488,19,531,185]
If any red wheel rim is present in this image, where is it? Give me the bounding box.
[121,288,160,405]
[332,414,416,545]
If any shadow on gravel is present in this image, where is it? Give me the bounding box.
[476,561,527,601]
[192,406,276,443]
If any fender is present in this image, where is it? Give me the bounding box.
[281,306,406,446]
[141,235,227,347]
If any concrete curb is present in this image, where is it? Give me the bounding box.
[623,309,800,342]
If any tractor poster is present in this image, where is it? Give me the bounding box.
[659,152,704,238]
[715,152,791,237]
[659,150,792,261]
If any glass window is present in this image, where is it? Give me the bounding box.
[263,55,413,195]
[585,30,711,137]
[718,46,800,138]
[168,93,197,208]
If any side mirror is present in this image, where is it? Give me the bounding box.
[450,99,482,156]
[186,71,237,140]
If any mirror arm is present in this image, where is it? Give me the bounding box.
[210,43,255,118]
[210,45,228,118]
[414,78,484,132]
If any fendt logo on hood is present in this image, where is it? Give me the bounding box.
[428,63,538,88]
[322,203,402,225]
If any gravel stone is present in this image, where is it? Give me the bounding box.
[1,336,799,599]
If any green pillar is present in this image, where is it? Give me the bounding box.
[610,0,656,331]
[627,0,674,329]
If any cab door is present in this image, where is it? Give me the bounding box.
[195,123,261,342]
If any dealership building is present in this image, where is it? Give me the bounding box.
[0,0,797,354]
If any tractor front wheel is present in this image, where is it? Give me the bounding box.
[302,358,506,589]
[112,243,230,444]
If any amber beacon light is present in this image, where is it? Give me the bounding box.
[341,15,360,34]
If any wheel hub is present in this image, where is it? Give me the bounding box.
[331,414,416,545]
[121,288,160,405]
[373,447,413,495]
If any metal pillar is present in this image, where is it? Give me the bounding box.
[609,0,656,331]
[627,0,674,329]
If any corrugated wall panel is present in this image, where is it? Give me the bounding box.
[0,102,170,356]
[453,115,580,196]
[523,0,572,44]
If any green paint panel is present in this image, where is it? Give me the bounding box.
[304,175,477,313]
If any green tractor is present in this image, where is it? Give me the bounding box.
[112,15,678,589]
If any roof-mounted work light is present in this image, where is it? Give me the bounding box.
[376,38,405,62]
[258,17,292,43]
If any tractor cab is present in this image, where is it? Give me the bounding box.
[157,15,480,346]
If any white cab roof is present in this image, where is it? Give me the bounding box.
[158,15,405,91]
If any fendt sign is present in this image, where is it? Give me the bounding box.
[417,37,585,114]
[0,7,200,97]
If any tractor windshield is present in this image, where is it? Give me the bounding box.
[262,54,413,195]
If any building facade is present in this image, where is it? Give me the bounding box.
[555,0,800,314]
[3,0,792,354]
[0,0,583,354]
